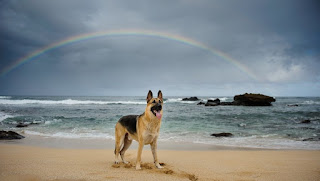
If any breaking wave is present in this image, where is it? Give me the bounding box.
[0,99,146,105]
[0,111,15,122]
[0,96,11,99]
[208,97,230,101]
[302,100,320,105]
[165,98,199,104]
[24,130,114,140]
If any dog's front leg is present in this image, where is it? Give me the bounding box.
[151,139,163,169]
[136,141,144,170]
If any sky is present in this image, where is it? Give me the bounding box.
[0,0,319,96]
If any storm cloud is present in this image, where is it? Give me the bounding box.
[1,0,319,96]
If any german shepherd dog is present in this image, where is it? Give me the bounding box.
[114,90,163,170]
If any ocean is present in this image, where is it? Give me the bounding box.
[0,96,319,150]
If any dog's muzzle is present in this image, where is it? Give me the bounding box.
[151,103,162,119]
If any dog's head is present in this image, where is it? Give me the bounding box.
[146,90,163,120]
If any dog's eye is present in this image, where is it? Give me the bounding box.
[152,100,156,103]
[159,100,162,103]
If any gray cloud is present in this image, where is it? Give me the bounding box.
[0,0,319,96]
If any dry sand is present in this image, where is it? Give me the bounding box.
[1,143,320,181]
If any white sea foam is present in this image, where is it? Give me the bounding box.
[208,97,230,101]
[302,100,320,105]
[192,135,320,150]
[238,123,246,127]
[44,119,62,125]
[0,96,11,99]
[180,101,199,104]
[0,111,14,122]
[22,129,320,150]
[165,98,183,103]
[165,98,198,104]
[24,130,115,140]
[0,99,146,105]
[157,131,320,150]
[0,97,233,105]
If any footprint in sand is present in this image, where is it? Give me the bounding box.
[111,162,198,181]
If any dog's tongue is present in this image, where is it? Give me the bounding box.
[155,111,162,119]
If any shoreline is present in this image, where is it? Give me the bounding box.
[1,132,319,151]
[0,134,281,151]
[1,143,320,181]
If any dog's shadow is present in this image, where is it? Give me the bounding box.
[111,162,198,181]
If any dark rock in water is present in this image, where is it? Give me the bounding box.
[205,103,218,106]
[16,123,28,128]
[205,98,221,106]
[210,132,233,137]
[287,104,299,107]
[197,102,205,105]
[182,97,200,101]
[0,131,25,140]
[220,102,235,106]
[233,93,276,106]
[205,102,218,106]
[197,93,275,107]
[302,137,320,141]
[209,99,221,104]
[300,120,311,124]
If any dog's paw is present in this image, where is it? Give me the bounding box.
[155,163,164,169]
[123,161,130,164]
[114,161,120,164]
[135,165,141,170]
[156,165,164,169]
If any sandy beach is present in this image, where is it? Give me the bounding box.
[1,143,320,181]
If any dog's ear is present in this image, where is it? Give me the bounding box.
[146,90,153,103]
[158,90,163,101]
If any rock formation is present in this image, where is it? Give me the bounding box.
[0,131,25,140]
[182,97,200,101]
[233,93,276,106]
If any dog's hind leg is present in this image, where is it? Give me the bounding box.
[114,123,125,164]
[120,133,132,164]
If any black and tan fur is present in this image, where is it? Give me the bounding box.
[114,90,164,170]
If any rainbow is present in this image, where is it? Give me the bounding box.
[0,29,258,80]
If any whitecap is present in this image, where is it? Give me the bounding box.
[0,96,11,99]
[208,97,230,101]
[45,119,62,125]
[0,99,146,105]
[164,98,197,104]
[301,100,320,105]
[24,130,115,140]
[165,98,183,103]
[238,123,246,127]
[219,97,230,101]
[0,111,15,122]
